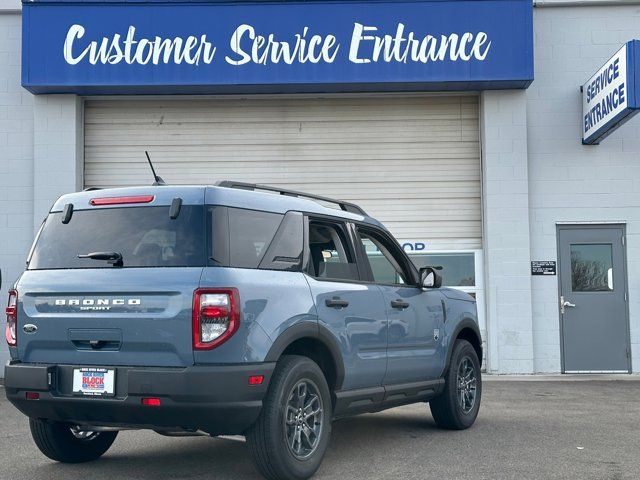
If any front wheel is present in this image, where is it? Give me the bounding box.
[430,339,482,430]
[29,418,118,463]
[246,355,332,480]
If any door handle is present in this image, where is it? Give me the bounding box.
[325,297,349,309]
[560,296,576,314]
[391,299,410,310]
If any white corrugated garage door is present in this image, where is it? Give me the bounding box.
[84,96,480,250]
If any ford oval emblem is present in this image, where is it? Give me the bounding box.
[23,324,38,334]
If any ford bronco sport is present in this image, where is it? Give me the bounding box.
[4,181,482,480]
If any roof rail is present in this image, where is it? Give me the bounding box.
[215,181,367,216]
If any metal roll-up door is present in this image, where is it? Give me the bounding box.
[84,95,480,250]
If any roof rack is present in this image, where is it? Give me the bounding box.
[215,181,368,216]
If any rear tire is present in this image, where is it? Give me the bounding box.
[246,355,332,480]
[29,418,118,463]
[430,339,482,430]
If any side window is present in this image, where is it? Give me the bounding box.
[228,208,283,268]
[258,211,304,271]
[357,229,410,285]
[307,220,359,282]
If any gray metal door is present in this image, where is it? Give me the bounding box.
[558,225,630,373]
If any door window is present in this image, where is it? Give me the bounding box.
[570,243,614,292]
[307,221,359,282]
[357,230,410,285]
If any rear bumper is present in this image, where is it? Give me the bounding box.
[4,361,275,435]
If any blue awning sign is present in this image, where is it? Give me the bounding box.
[582,41,640,145]
[22,0,534,95]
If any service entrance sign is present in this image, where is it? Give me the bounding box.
[582,41,640,145]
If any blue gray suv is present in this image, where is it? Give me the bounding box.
[4,181,482,480]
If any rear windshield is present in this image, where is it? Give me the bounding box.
[28,206,205,269]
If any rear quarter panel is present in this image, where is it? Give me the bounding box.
[196,267,316,364]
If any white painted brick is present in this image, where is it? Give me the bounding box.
[535,358,562,373]
[0,12,31,368]
[33,94,82,228]
[482,90,535,374]
[496,359,534,374]
[591,29,625,46]
[0,1,21,11]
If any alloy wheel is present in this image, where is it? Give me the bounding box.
[456,356,477,414]
[69,426,99,441]
[284,379,324,460]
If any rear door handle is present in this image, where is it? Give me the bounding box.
[391,299,410,310]
[325,298,349,309]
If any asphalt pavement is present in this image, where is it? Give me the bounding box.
[1,379,639,480]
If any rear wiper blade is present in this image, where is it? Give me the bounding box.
[77,251,123,267]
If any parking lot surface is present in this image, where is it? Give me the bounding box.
[1,379,639,480]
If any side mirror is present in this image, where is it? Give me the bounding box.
[420,267,442,289]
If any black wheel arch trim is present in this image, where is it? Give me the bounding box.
[445,319,483,372]
[264,321,346,390]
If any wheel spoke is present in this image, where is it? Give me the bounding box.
[303,395,319,416]
[297,382,308,407]
[301,424,317,447]
[295,429,303,454]
[285,405,298,425]
[304,407,322,421]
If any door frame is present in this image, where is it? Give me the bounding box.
[556,223,632,374]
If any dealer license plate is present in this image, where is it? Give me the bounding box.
[72,368,115,396]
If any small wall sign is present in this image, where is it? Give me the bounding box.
[531,261,556,276]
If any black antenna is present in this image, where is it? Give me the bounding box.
[145,151,166,186]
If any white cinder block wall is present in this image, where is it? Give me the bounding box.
[33,95,84,229]
[528,4,640,373]
[0,6,32,367]
[481,90,535,374]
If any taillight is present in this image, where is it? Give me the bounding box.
[6,289,17,347]
[192,288,240,350]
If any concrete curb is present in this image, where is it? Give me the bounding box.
[483,373,640,381]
